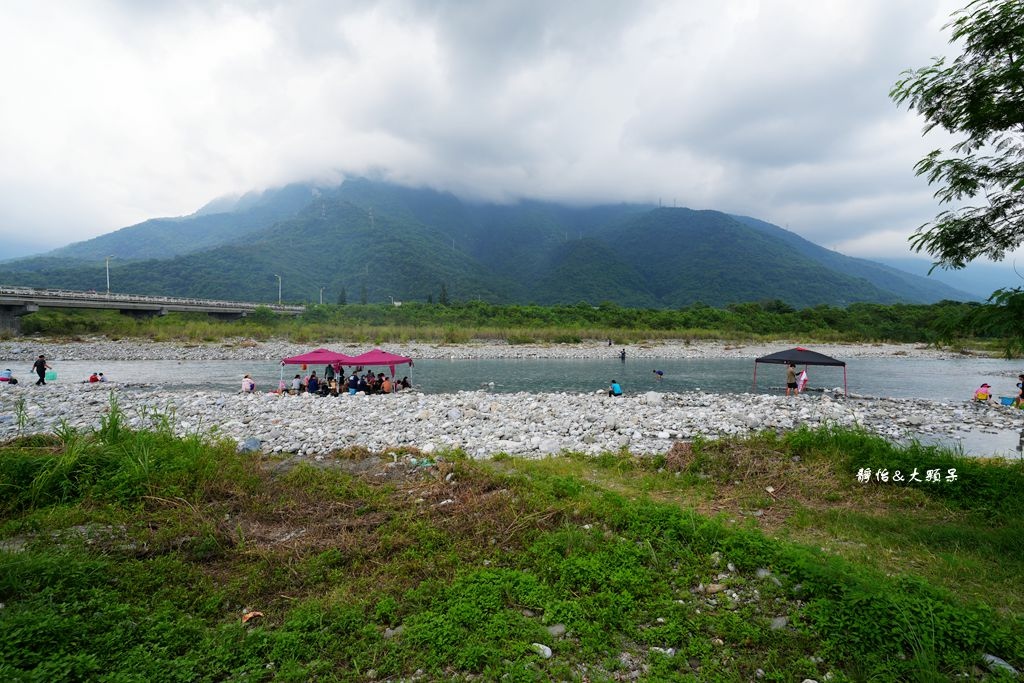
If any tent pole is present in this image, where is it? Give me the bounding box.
[752,362,758,392]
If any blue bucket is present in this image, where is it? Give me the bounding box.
[999,396,1014,406]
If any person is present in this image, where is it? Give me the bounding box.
[0,368,15,385]
[653,369,664,380]
[786,363,798,396]
[1015,374,1024,408]
[357,375,369,394]
[348,373,359,395]
[324,363,335,383]
[291,374,302,394]
[400,376,411,389]
[609,379,623,397]
[242,374,256,393]
[307,371,319,395]
[32,354,50,386]
[88,372,99,383]
[619,348,626,362]
[973,383,992,401]
[381,376,393,393]
[98,373,107,382]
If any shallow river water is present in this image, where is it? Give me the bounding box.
[4,355,1024,457]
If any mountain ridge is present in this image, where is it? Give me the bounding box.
[0,179,976,307]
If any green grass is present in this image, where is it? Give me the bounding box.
[15,299,1011,353]
[0,415,1021,681]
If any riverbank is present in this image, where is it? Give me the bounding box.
[4,383,1023,459]
[2,423,1020,679]
[0,336,991,362]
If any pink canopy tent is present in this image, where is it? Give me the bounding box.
[279,348,357,389]
[347,348,414,379]
[281,348,357,365]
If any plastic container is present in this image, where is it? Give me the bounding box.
[999,396,1014,406]
[44,370,57,381]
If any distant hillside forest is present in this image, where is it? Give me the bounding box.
[0,179,975,308]
[16,299,995,349]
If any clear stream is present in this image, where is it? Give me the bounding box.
[4,355,1023,457]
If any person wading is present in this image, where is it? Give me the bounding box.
[32,355,51,386]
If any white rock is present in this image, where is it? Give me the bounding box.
[531,643,552,659]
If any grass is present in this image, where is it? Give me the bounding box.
[0,412,1021,681]
[14,305,1005,352]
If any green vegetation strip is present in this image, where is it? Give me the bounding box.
[13,298,998,350]
[0,406,1021,680]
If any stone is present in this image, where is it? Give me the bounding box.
[649,646,675,657]
[546,623,567,637]
[237,437,261,453]
[531,643,552,659]
[769,616,788,630]
[539,438,559,454]
[383,625,404,639]
[982,654,1018,675]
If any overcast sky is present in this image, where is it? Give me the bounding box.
[1,0,993,268]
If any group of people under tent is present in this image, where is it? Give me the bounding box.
[242,365,412,396]
[973,374,1024,408]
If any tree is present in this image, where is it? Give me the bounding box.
[360,284,367,305]
[337,287,347,305]
[439,283,449,306]
[891,0,1024,268]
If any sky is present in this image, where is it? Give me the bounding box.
[2,0,1014,285]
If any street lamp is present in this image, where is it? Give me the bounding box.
[273,274,282,304]
[319,287,324,305]
[105,255,114,295]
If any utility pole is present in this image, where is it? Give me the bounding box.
[319,287,324,305]
[105,255,114,295]
[274,274,282,304]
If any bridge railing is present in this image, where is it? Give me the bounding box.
[0,285,305,313]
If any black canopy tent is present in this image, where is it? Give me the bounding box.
[752,347,847,396]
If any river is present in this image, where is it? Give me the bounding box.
[4,355,1023,457]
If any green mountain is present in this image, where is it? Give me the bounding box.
[0,179,975,307]
[45,183,318,261]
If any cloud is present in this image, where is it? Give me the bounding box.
[0,0,971,262]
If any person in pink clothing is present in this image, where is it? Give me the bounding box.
[973,383,991,401]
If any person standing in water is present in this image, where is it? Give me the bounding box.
[785,362,798,396]
[32,355,50,386]
[619,348,626,362]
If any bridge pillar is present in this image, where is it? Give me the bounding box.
[0,304,38,336]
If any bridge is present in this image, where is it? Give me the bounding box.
[0,286,305,335]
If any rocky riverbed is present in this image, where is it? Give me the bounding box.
[3,383,1022,459]
[0,337,985,363]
